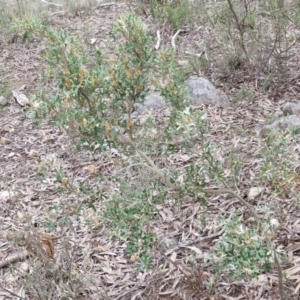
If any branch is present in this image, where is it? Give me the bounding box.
[121,136,260,222]
[40,0,63,7]
[155,30,161,50]
[171,29,182,50]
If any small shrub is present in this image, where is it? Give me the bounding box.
[128,0,198,29]
[35,12,283,276]
[214,214,273,280]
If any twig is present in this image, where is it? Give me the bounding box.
[171,29,182,50]
[198,187,259,222]
[226,0,249,60]
[274,251,284,299]
[154,30,161,50]
[165,228,225,256]
[95,2,116,9]
[0,250,29,268]
[0,286,24,299]
[49,11,65,16]
[161,252,191,277]
[120,137,260,222]
[113,163,145,175]
[40,0,63,7]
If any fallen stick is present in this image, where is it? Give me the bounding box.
[0,250,29,268]
[40,0,63,7]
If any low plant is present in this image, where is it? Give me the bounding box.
[10,16,47,42]
[259,133,295,195]
[127,0,197,30]
[33,14,290,295]
[214,214,274,280]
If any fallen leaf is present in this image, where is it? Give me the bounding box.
[3,124,14,132]
[12,90,30,106]
[89,38,97,45]
[1,137,11,145]
[182,246,203,257]
[19,262,29,272]
[178,60,189,66]
[0,190,17,200]
[28,149,40,157]
[248,187,263,200]
[85,164,97,174]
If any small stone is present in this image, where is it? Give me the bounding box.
[0,96,8,106]
[185,76,230,107]
[159,236,178,249]
[281,102,300,116]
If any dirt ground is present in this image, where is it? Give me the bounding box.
[2,1,300,299]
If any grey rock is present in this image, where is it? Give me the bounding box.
[281,102,300,116]
[185,76,230,107]
[264,111,284,125]
[257,114,300,138]
[134,77,229,116]
[159,236,178,249]
[135,93,167,114]
[0,96,8,106]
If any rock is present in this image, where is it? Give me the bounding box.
[135,93,167,114]
[281,102,300,116]
[185,76,230,107]
[0,96,8,106]
[134,76,229,116]
[256,112,300,138]
[159,236,178,249]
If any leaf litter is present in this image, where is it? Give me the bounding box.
[1,1,300,299]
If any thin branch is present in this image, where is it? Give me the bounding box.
[121,136,260,222]
[0,286,24,299]
[94,2,116,9]
[40,0,63,7]
[0,250,28,268]
[165,228,225,255]
[274,251,284,299]
[226,0,249,60]
[154,30,161,50]
[171,30,182,50]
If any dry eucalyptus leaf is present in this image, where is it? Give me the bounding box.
[8,152,15,158]
[19,262,29,272]
[12,90,30,107]
[28,149,40,157]
[17,211,24,220]
[0,191,10,200]
[17,84,27,91]
[1,137,11,145]
[248,187,263,200]
[178,60,189,66]
[85,164,97,174]
[3,124,14,132]
[0,190,17,200]
[89,38,97,45]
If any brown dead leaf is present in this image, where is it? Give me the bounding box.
[1,137,11,145]
[2,124,14,132]
[178,60,189,66]
[38,232,64,259]
[285,264,300,277]
[28,149,40,157]
[85,164,98,174]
